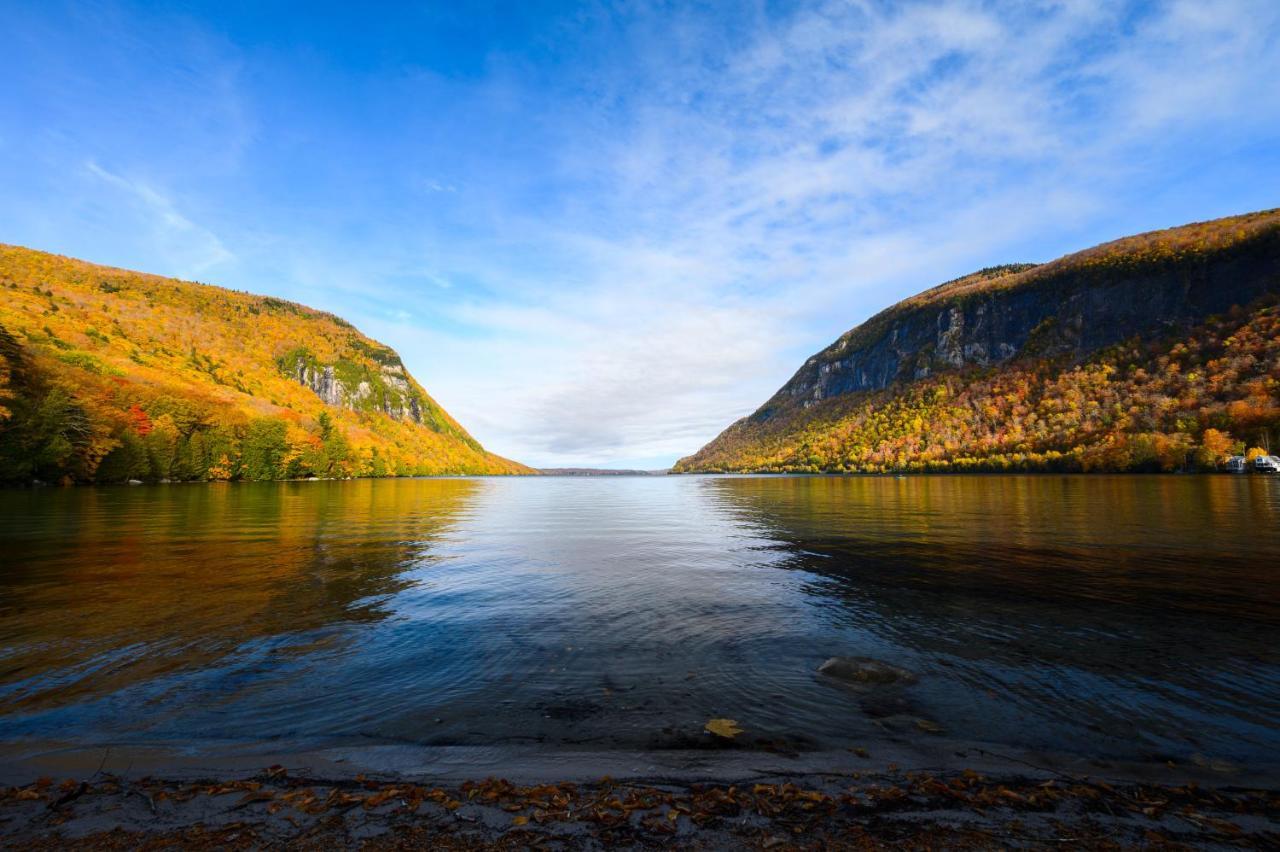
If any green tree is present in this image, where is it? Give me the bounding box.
[96,431,149,482]
[144,413,180,479]
[241,418,288,480]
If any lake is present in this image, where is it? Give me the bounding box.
[0,475,1277,770]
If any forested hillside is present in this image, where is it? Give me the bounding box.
[677,210,1280,473]
[0,246,531,483]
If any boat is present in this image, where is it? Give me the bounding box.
[1225,455,1248,473]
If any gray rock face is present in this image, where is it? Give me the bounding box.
[286,355,423,425]
[817,657,918,688]
[755,230,1280,423]
[292,362,344,408]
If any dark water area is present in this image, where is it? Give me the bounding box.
[0,475,1277,769]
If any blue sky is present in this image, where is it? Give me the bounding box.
[2,1,1278,468]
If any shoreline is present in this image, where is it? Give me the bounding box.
[3,738,1277,789]
[2,742,1275,848]
[4,469,1278,491]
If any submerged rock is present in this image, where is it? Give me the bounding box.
[818,657,917,688]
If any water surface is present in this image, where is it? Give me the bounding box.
[1,475,1277,766]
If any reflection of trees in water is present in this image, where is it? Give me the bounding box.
[699,475,1280,622]
[0,478,483,712]
[697,475,1280,736]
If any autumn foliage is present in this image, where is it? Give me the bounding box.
[0,245,531,483]
[678,211,1280,475]
[678,304,1280,474]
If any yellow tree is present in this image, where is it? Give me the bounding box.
[1195,428,1235,467]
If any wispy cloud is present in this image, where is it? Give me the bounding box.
[85,160,233,276]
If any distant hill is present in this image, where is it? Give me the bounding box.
[0,245,532,483]
[677,209,1280,474]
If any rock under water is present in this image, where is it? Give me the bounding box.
[817,657,918,688]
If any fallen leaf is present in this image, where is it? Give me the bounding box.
[232,790,274,810]
[704,718,743,739]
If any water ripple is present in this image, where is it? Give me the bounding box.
[0,475,1277,763]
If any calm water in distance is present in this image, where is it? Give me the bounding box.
[0,475,1277,765]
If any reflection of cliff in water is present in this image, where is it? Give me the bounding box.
[698,475,1280,743]
[0,478,483,713]
[699,474,1280,621]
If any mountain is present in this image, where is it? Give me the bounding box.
[676,209,1280,474]
[0,245,532,483]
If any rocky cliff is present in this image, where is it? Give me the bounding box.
[677,209,1280,474]
[279,349,440,431]
[762,211,1280,420]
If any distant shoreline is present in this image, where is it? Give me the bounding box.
[537,468,671,476]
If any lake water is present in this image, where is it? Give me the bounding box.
[1,475,1277,769]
